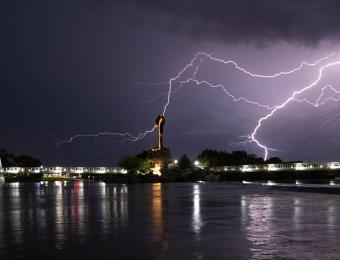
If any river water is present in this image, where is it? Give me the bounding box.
[0,181,339,259]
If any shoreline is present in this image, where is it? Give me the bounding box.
[1,170,337,183]
[243,180,340,194]
[4,174,340,194]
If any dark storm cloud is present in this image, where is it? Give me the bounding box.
[114,0,340,46]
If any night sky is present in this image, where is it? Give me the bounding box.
[1,0,340,166]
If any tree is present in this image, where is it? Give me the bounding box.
[135,150,150,160]
[266,157,283,164]
[0,149,16,167]
[197,149,234,167]
[196,149,271,167]
[230,150,249,165]
[178,154,192,170]
[16,155,42,167]
[118,155,149,174]
[0,149,41,167]
[197,149,220,167]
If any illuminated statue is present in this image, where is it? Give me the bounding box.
[153,114,165,151]
[150,114,170,175]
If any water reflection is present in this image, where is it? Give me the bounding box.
[246,196,274,258]
[71,181,85,243]
[109,184,129,227]
[151,183,164,239]
[98,182,129,235]
[9,183,23,245]
[241,195,248,225]
[326,202,336,236]
[293,198,302,230]
[100,182,109,234]
[55,181,65,248]
[2,183,340,259]
[192,184,202,236]
[241,192,340,259]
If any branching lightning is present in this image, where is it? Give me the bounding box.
[161,51,335,115]
[248,61,340,160]
[59,51,340,160]
[293,84,340,107]
[59,126,157,146]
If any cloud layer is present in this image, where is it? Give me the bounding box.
[116,0,340,46]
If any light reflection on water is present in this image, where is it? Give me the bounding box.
[1,182,340,259]
[55,181,65,248]
[243,196,274,258]
[152,183,163,239]
[241,192,340,259]
[192,184,202,236]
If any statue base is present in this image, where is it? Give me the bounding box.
[148,148,171,176]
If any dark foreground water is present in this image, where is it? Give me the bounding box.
[0,181,340,260]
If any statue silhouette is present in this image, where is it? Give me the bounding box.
[153,114,165,151]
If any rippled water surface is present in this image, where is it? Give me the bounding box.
[1,181,340,259]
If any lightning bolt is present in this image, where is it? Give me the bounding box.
[59,126,157,145]
[248,61,340,160]
[189,79,275,109]
[162,51,335,115]
[59,51,339,159]
[199,52,335,78]
[293,84,340,107]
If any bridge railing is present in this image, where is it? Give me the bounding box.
[2,166,128,175]
[211,161,340,173]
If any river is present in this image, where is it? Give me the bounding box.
[0,181,339,259]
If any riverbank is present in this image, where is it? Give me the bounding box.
[2,169,336,183]
[243,180,340,194]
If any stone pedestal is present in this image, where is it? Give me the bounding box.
[149,148,171,176]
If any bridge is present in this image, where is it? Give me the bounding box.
[210,162,340,173]
[1,161,340,177]
[0,166,127,176]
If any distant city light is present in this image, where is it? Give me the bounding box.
[174,160,178,164]
[194,160,200,166]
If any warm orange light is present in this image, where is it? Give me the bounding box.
[151,162,162,176]
[152,183,163,239]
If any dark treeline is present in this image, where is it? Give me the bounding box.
[197,149,282,168]
[118,148,285,174]
[0,149,42,167]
